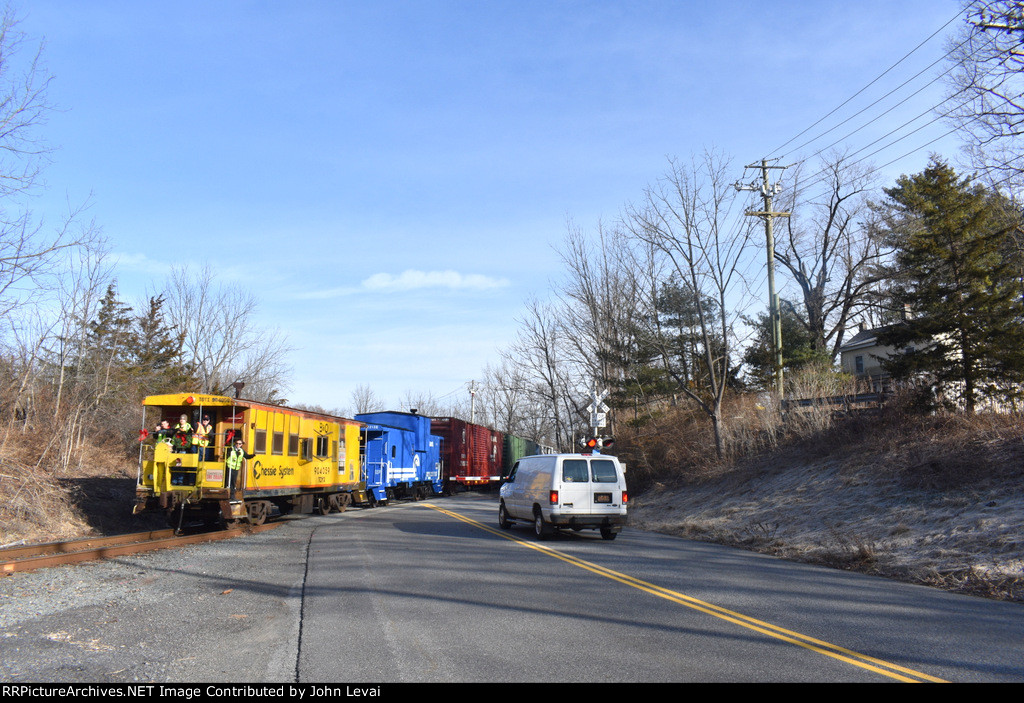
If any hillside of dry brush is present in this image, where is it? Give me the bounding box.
[617,398,1024,602]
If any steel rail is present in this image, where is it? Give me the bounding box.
[1,523,280,575]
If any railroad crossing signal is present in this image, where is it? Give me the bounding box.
[588,388,609,429]
[580,436,615,453]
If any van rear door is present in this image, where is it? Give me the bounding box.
[588,458,624,514]
[557,458,592,512]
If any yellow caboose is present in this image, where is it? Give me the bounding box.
[134,393,364,526]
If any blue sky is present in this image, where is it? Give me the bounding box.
[21,0,965,409]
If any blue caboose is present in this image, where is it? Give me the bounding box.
[355,411,443,503]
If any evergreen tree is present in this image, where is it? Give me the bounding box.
[130,294,193,392]
[82,282,135,405]
[599,322,677,420]
[876,158,1024,412]
[88,283,134,364]
[742,301,830,391]
[602,277,743,420]
[653,277,736,395]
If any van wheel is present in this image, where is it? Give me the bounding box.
[600,527,617,541]
[498,503,512,529]
[533,510,552,540]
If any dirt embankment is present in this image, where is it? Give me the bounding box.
[627,431,1024,602]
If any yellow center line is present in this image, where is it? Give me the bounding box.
[423,502,948,684]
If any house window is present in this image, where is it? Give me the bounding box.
[855,355,864,374]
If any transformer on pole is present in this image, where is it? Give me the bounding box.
[736,159,791,399]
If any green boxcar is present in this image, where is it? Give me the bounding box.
[502,434,540,478]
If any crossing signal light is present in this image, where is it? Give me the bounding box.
[580,436,614,451]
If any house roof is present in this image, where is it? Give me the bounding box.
[839,324,900,353]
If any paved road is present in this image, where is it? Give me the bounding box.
[298,493,1024,683]
[1,493,1022,683]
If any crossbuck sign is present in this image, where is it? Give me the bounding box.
[588,388,609,430]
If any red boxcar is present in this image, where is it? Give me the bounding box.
[430,417,504,490]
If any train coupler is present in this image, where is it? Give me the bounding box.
[220,500,247,520]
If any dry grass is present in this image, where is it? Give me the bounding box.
[0,463,91,546]
[0,414,141,545]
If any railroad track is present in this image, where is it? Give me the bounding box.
[1,523,281,576]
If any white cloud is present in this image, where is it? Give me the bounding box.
[361,269,510,292]
[289,269,511,301]
[291,285,362,300]
[113,251,172,276]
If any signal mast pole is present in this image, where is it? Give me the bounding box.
[736,159,791,399]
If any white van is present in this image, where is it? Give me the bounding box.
[498,453,627,540]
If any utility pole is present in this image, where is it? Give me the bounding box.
[468,380,477,423]
[736,159,791,399]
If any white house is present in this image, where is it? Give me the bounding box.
[838,324,902,392]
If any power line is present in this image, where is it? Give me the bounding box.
[768,30,1017,205]
[765,8,965,160]
[782,90,976,205]
[777,51,960,165]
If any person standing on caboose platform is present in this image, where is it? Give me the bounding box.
[195,414,214,460]
[225,437,254,495]
[154,419,173,446]
[173,414,194,453]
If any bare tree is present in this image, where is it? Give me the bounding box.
[622,151,756,459]
[506,296,584,451]
[942,1,1024,193]
[0,4,108,446]
[293,401,348,417]
[773,152,888,360]
[399,389,445,416]
[556,221,651,436]
[49,237,113,415]
[350,383,383,414]
[0,7,52,199]
[165,265,293,402]
[481,358,535,438]
[0,8,102,323]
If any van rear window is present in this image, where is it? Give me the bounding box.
[591,460,618,483]
[562,460,589,482]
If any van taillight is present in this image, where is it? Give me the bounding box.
[549,490,558,504]
[622,491,628,504]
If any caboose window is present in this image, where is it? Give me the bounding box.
[315,436,329,458]
[254,430,267,454]
[288,435,299,456]
[272,432,284,455]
